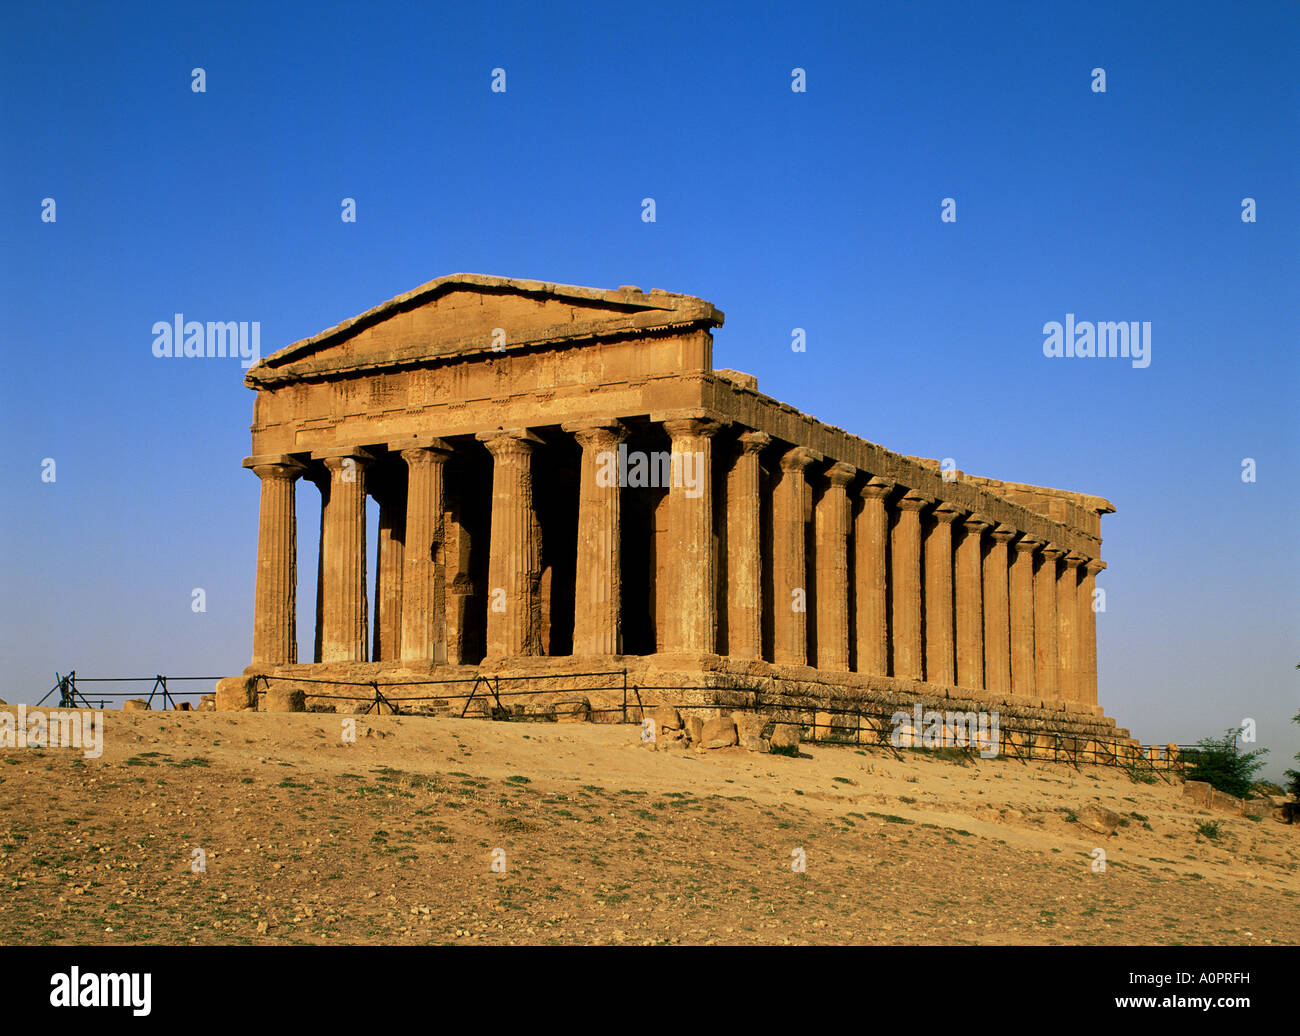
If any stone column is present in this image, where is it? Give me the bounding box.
[890,491,928,680]
[371,473,406,663]
[983,525,1016,695]
[662,416,721,654]
[247,456,305,665]
[305,466,329,663]
[1058,554,1085,701]
[726,430,770,660]
[1079,559,1105,706]
[854,477,892,675]
[1010,536,1039,696]
[772,445,821,665]
[815,461,856,671]
[320,450,372,662]
[478,430,544,658]
[954,513,991,690]
[1034,545,1065,698]
[399,440,451,665]
[565,421,628,656]
[923,504,961,685]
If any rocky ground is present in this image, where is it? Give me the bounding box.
[1,707,1296,945]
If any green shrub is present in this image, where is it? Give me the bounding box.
[1179,727,1268,799]
[1285,701,1300,801]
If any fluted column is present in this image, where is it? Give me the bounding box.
[854,477,892,675]
[662,416,721,654]
[399,440,451,664]
[726,430,770,660]
[320,450,372,662]
[772,445,821,665]
[371,473,406,662]
[478,429,543,658]
[248,456,305,665]
[1058,554,1085,701]
[923,504,961,685]
[566,421,628,656]
[890,491,928,679]
[815,461,856,671]
[1079,559,1105,706]
[1010,536,1039,696]
[954,513,991,689]
[1034,545,1065,698]
[983,525,1016,694]
[306,466,329,663]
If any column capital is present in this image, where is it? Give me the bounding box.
[825,460,857,488]
[859,475,894,500]
[990,523,1018,543]
[932,502,964,524]
[1083,558,1107,575]
[243,454,306,481]
[736,429,772,455]
[1014,535,1043,554]
[962,511,993,532]
[778,445,823,473]
[895,490,931,511]
[476,428,543,457]
[1063,552,1087,568]
[661,415,723,440]
[321,450,373,475]
[399,445,453,467]
[563,420,629,449]
[1040,544,1067,562]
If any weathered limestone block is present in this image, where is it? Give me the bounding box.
[685,716,704,743]
[1208,788,1244,816]
[768,721,801,753]
[197,694,216,712]
[215,677,258,711]
[734,713,768,752]
[812,710,855,741]
[699,715,737,749]
[650,706,682,733]
[260,688,307,713]
[1076,804,1121,836]
[122,698,149,711]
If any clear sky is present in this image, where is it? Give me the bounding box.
[2,2,1296,777]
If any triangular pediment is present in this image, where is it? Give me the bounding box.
[246,273,722,386]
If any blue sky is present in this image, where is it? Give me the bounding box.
[2,1,1296,776]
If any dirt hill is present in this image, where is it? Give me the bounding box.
[1,707,1296,945]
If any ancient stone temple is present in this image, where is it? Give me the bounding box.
[232,273,1125,739]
